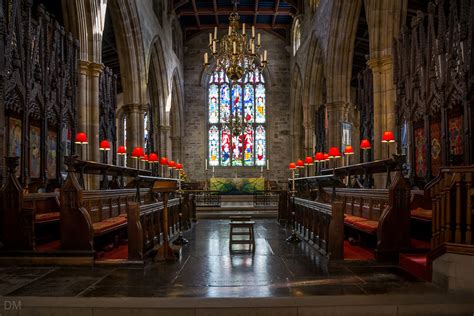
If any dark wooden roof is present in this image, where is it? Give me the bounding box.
[174,0,299,41]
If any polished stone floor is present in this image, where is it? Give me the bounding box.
[0,219,443,298]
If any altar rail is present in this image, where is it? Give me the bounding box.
[428,166,474,261]
[293,198,344,259]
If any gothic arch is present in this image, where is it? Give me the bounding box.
[169,70,184,162]
[291,64,304,159]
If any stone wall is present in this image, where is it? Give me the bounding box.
[182,31,291,188]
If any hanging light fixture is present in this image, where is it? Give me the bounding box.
[203,0,268,82]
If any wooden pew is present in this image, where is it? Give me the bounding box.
[1,157,61,250]
[60,166,154,252]
[127,197,181,260]
[293,197,344,259]
[323,171,411,261]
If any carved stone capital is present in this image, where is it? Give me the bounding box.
[79,60,90,75]
[89,62,105,77]
[367,56,393,71]
[121,104,143,114]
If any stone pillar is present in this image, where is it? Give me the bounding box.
[326,101,346,168]
[76,61,103,189]
[89,62,104,165]
[367,56,396,162]
[123,104,144,168]
[304,123,315,157]
[160,125,171,158]
[170,135,182,163]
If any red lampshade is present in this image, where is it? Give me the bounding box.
[99,140,111,151]
[296,159,304,168]
[160,157,168,166]
[328,147,341,158]
[168,160,176,169]
[176,163,183,170]
[304,156,314,165]
[141,154,149,161]
[117,146,126,155]
[315,152,324,162]
[382,131,395,143]
[344,145,354,155]
[75,132,88,145]
[323,153,329,161]
[149,152,159,163]
[360,139,372,150]
[131,147,145,158]
[289,162,296,170]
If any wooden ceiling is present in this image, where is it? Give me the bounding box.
[173,0,299,41]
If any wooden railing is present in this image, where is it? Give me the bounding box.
[194,191,221,207]
[293,197,344,259]
[429,166,473,259]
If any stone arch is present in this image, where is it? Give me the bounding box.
[169,70,184,163]
[107,0,147,107]
[302,34,326,156]
[291,64,304,160]
[323,0,362,154]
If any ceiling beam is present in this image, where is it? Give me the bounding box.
[272,0,280,28]
[191,0,201,29]
[253,0,259,25]
[184,23,288,31]
[174,0,189,11]
[176,7,294,16]
[213,0,218,25]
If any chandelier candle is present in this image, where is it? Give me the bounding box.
[204,3,268,82]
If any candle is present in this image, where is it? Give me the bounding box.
[251,42,255,55]
[212,166,215,174]
[209,33,212,46]
[260,166,263,173]
[228,26,232,35]
[205,159,208,170]
[257,33,261,46]
[204,52,208,64]
[214,26,218,39]
[266,159,269,170]
[212,41,216,54]
[252,26,255,38]
[264,50,267,61]
[233,41,236,54]
[242,23,246,35]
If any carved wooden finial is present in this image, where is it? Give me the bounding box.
[5,157,20,175]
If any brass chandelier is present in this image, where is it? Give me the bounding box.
[203,1,268,82]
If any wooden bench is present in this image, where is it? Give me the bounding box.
[1,158,62,250]
[60,168,155,252]
[323,171,411,260]
[229,216,255,252]
[293,198,344,259]
[127,197,181,260]
[23,192,61,224]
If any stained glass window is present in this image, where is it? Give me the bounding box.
[208,68,266,166]
[144,111,149,153]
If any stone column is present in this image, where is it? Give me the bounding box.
[326,101,347,168]
[77,60,90,161]
[123,104,144,168]
[304,123,315,157]
[88,62,104,165]
[160,125,171,158]
[367,56,396,162]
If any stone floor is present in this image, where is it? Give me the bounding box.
[0,220,444,298]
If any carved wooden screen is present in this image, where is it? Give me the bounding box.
[394,0,473,185]
[356,67,374,162]
[99,67,117,165]
[1,0,78,191]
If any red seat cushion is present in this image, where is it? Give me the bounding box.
[411,207,432,220]
[93,216,127,234]
[352,220,379,234]
[35,212,60,223]
[344,214,368,225]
